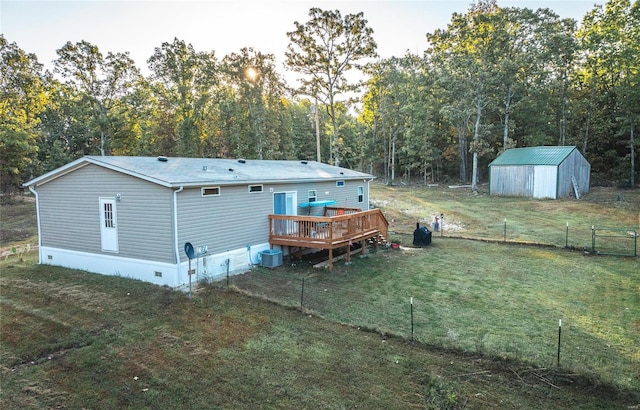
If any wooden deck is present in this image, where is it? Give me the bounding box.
[268,207,389,269]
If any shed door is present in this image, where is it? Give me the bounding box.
[99,198,119,252]
[533,166,557,199]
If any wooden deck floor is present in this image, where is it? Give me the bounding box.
[268,208,388,269]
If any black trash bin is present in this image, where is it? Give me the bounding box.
[413,223,432,246]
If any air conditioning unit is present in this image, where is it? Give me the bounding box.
[261,249,282,268]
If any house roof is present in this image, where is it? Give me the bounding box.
[489,146,579,167]
[24,156,375,189]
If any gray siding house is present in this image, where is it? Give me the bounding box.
[24,156,375,287]
[488,146,590,199]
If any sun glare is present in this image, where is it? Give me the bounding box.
[245,67,258,82]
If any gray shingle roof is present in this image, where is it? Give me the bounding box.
[489,146,578,167]
[25,156,375,188]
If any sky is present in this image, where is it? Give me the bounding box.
[2,0,601,78]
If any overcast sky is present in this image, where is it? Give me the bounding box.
[2,0,600,76]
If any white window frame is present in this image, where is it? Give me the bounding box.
[357,186,364,203]
[308,190,317,202]
[201,187,221,197]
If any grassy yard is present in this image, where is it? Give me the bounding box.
[231,239,639,391]
[0,196,37,249]
[1,185,639,408]
[1,253,638,409]
[371,183,639,250]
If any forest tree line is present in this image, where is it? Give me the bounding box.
[1,0,638,193]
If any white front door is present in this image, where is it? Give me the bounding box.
[99,198,119,252]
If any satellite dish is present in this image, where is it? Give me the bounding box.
[184,242,195,259]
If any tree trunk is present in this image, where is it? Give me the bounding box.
[390,132,396,184]
[326,88,339,167]
[99,104,106,156]
[583,79,596,153]
[503,85,513,149]
[458,122,467,184]
[559,68,569,145]
[471,95,482,191]
[314,98,321,163]
[631,117,636,187]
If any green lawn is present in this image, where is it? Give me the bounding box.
[231,239,639,391]
[2,253,638,409]
[1,185,639,408]
[372,183,639,250]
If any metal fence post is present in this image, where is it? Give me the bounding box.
[557,319,562,366]
[410,297,414,341]
[503,218,507,242]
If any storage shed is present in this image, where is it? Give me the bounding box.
[489,146,590,199]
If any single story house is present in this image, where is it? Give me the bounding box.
[23,156,378,288]
[488,146,590,199]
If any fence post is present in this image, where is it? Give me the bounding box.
[300,277,305,308]
[557,319,562,366]
[503,218,507,242]
[591,226,596,253]
[565,222,569,248]
[410,297,414,341]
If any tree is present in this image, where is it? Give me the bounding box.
[147,38,218,157]
[286,7,377,166]
[360,55,437,184]
[54,40,140,156]
[428,1,503,189]
[0,36,48,193]
[221,47,290,159]
[577,0,640,185]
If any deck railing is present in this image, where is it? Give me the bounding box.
[268,208,388,250]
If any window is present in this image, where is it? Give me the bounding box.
[308,190,317,202]
[201,187,220,197]
[336,180,345,187]
[103,201,115,228]
[248,184,263,193]
[357,186,364,203]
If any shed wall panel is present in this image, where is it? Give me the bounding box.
[557,150,591,197]
[37,164,176,263]
[490,165,534,197]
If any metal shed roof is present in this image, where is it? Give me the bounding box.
[489,146,578,167]
[24,156,375,188]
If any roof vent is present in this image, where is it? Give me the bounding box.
[238,159,246,164]
[157,156,168,162]
[228,168,234,172]
[340,171,344,175]
[202,166,207,171]
[301,161,308,164]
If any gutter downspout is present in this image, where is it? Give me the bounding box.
[28,185,42,264]
[366,177,375,208]
[173,186,184,286]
